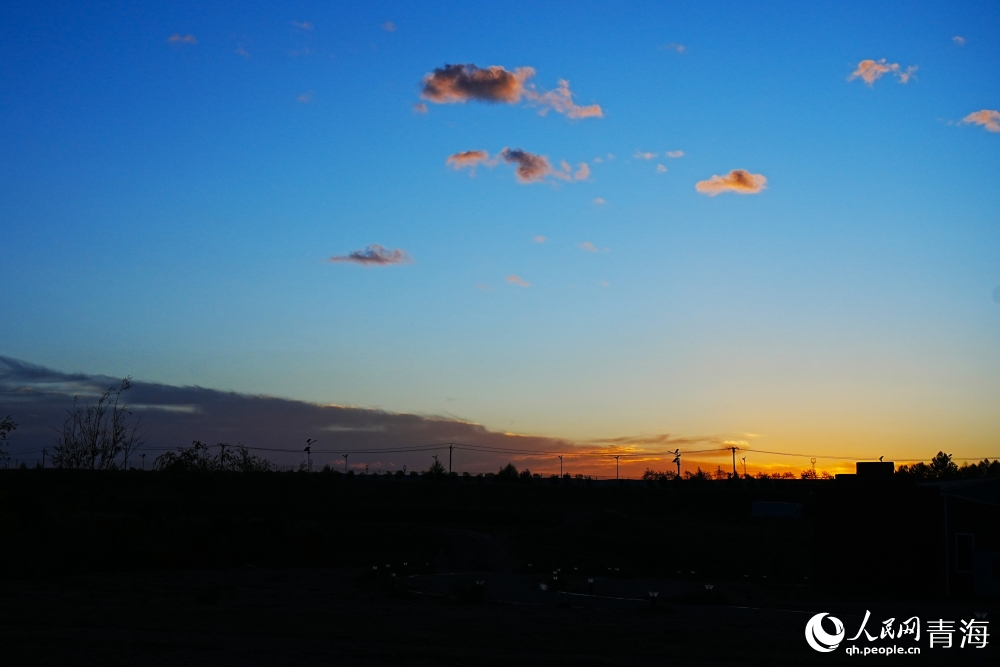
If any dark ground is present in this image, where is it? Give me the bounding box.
[0,470,995,665]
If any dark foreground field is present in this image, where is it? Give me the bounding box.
[1,471,995,665]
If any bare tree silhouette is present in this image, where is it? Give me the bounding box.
[0,414,16,464]
[52,378,144,470]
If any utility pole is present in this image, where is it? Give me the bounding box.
[449,444,453,474]
[672,449,681,478]
[343,453,349,473]
[305,439,316,472]
[41,448,46,468]
[140,453,145,470]
[741,456,747,478]
[728,446,739,479]
[558,455,563,477]
[614,455,620,480]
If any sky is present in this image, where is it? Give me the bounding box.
[1,1,999,476]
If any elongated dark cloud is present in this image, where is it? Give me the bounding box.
[501,148,551,183]
[695,169,767,196]
[422,64,534,104]
[328,245,410,266]
[420,64,602,119]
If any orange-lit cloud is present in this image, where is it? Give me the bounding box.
[849,59,917,85]
[291,20,313,31]
[506,275,530,287]
[527,79,603,119]
[501,148,552,183]
[167,34,197,44]
[953,36,966,46]
[667,150,684,158]
[328,245,411,266]
[533,236,547,244]
[578,241,608,253]
[553,160,591,181]
[695,169,767,196]
[420,64,601,120]
[961,109,1000,133]
[382,21,396,32]
[446,149,494,172]
[593,197,606,205]
[412,102,428,114]
[634,151,657,160]
[422,64,534,104]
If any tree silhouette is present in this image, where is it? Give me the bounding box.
[52,378,143,470]
[496,463,519,482]
[928,451,958,479]
[0,415,16,464]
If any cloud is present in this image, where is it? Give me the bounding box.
[506,275,530,287]
[953,36,966,46]
[328,245,411,266]
[634,151,657,160]
[660,42,686,53]
[421,63,534,104]
[553,160,590,181]
[235,45,249,58]
[599,281,609,288]
[666,150,684,158]
[527,79,603,119]
[848,59,917,85]
[695,169,767,196]
[167,34,197,44]
[382,21,396,32]
[420,64,601,119]
[578,242,608,253]
[656,164,667,173]
[501,148,552,183]
[412,102,428,114]
[961,109,1000,133]
[593,197,606,205]
[533,236,547,244]
[291,20,313,31]
[297,92,313,104]
[446,149,494,172]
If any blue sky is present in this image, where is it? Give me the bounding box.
[2,1,998,472]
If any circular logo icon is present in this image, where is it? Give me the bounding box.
[805,613,845,653]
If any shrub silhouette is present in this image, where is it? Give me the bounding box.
[496,463,519,482]
[52,378,144,470]
[0,414,16,464]
[155,441,273,473]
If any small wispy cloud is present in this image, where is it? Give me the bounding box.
[527,79,603,119]
[235,45,250,58]
[533,236,547,244]
[961,109,1000,133]
[695,169,767,196]
[553,160,590,181]
[501,148,552,183]
[506,275,530,287]
[291,20,314,31]
[593,197,606,205]
[297,92,314,104]
[167,34,197,44]
[599,281,609,288]
[446,149,494,172]
[666,150,684,158]
[660,42,686,54]
[328,245,411,266]
[656,164,667,173]
[382,21,396,32]
[412,102,428,114]
[578,241,608,253]
[634,151,657,160]
[849,59,917,85]
[953,36,966,46]
[420,64,601,119]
